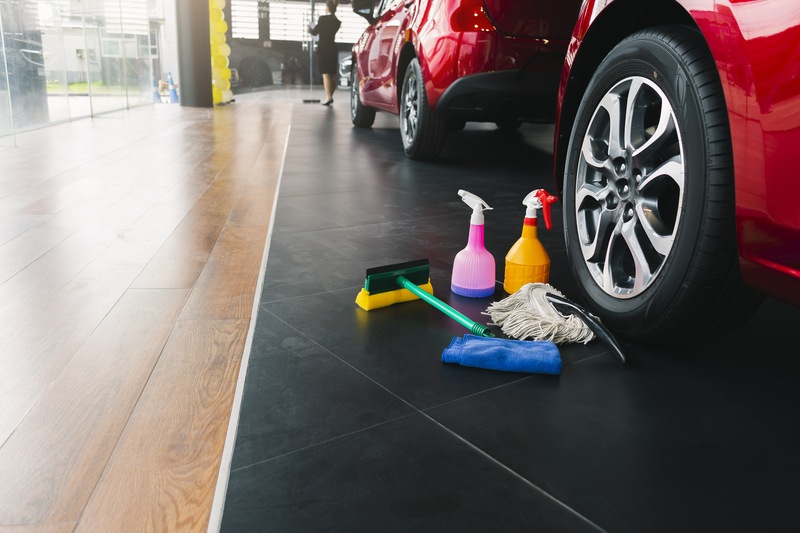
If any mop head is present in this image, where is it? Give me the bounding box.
[483,283,595,344]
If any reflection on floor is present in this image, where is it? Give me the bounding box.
[218,89,800,532]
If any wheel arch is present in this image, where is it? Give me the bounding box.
[396,41,418,109]
[556,0,697,195]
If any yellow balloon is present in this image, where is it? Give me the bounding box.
[213,54,229,69]
[210,0,226,10]
[222,89,233,102]
[219,43,231,57]
[210,8,223,23]
[213,86,222,104]
[215,20,228,34]
[210,43,220,57]
[210,32,226,45]
[220,67,231,80]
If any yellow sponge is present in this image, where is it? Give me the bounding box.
[355,282,434,311]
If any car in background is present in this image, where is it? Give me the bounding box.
[554,0,800,345]
[349,0,583,161]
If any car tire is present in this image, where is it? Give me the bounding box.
[351,65,375,128]
[400,58,447,161]
[562,25,763,345]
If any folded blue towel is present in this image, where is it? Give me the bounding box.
[442,334,561,375]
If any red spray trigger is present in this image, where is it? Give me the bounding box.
[534,189,557,230]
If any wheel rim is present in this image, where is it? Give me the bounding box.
[574,76,684,298]
[350,74,358,121]
[401,69,419,146]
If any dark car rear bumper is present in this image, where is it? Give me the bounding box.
[435,69,560,123]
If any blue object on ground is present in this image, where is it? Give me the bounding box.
[152,78,162,103]
[442,334,561,375]
[168,72,179,103]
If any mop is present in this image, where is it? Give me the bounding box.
[484,282,627,364]
[484,283,592,343]
[441,283,583,375]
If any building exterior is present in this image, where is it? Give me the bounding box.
[0,0,366,142]
[1,0,179,141]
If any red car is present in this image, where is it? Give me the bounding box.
[554,0,800,344]
[349,0,582,160]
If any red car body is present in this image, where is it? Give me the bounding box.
[554,0,800,342]
[350,0,582,160]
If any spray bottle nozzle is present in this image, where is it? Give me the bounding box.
[522,189,557,230]
[458,189,492,225]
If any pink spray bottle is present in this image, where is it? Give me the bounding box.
[451,189,496,298]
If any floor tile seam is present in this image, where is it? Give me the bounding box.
[280,153,404,169]
[279,161,406,173]
[272,183,369,197]
[256,306,426,413]
[741,369,800,394]
[257,287,364,308]
[272,178,444,199]
[569,345,630,367]
[268,210,472,237]
[226,411,421,476]
[421,376,534,413]
[417,411,609,533]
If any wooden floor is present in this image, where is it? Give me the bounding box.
[0,92,294,531]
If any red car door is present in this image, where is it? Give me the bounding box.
[361,0,415,111]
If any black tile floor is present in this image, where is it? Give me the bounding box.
[219,90,800,532]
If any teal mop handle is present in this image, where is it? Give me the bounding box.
[396,275,494,337]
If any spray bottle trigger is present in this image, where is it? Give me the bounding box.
[458,189,492,225]
[534,189,558,230]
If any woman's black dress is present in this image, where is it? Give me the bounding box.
[309,14,341,75]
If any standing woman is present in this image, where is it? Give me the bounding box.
[308,0,341,106]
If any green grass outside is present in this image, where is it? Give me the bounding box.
[46,80,126,95]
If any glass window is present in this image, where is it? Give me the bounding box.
[268,0,369,43]
[232,0,259,39]
[101,38,121,58]
[149,29,159,58]
[1,0,157,138]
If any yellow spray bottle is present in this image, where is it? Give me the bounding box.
[503,189,557,294]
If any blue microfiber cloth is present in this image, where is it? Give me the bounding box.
[442,334,561,375]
